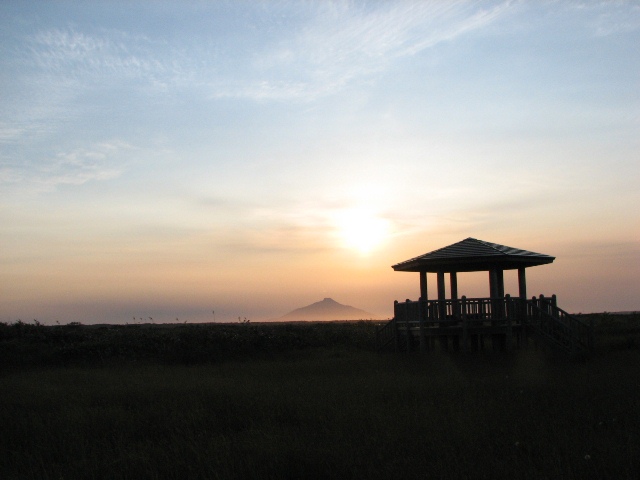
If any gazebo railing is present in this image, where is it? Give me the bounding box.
[383,295,593,354]
[393,296,517,326]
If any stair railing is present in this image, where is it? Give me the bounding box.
[525,296,593,353]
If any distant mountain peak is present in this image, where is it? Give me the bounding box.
[274,298,380,322]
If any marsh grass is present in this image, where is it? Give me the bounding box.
[0,321,379,366]
[1,316,639,479]
[1,346,639,479]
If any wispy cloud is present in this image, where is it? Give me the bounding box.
[564,1,640,36]
[16,2,512,105]
[212,1,513,100]
[0,141,130,193]
[2,29,168,145]
[592,5,640,36]
[9,0,638,112]
[28,28,167,83]
[0,125,29,144]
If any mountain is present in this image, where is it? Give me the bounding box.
[274,298,380,322]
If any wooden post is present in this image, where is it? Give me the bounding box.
[461,295,468,352]
[520,297,528,348]
[450,272,458,300]
[393,300,400,352]
[516,268,527,338]
[419,297,426,353]
[405,299,412,352]
[489,269,498,298]
[450,271,459,321]
[420,295,429,350]
[437,271,446,323]
[518,268,527,299]
[537,294,546,342]
[496,269,505,319]
[420,271,428,301]
[497,269,505,298]
[505,294,513,351]
[489,269,499,324]
[539,294,547,313]
[437,271,446,300]
[428,301,436,349]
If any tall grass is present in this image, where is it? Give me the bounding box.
[1,346,639,479]
[0,320,379,366]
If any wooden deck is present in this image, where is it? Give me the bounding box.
[377,295,593,354]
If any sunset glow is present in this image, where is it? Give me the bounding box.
[335,208,390,255]
[1,1,638,323]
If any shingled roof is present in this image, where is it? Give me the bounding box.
[392,237,555,273]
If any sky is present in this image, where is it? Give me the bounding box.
[1,0,639,324]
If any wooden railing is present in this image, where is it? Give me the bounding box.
[377,294,593,354]
[392,296,520,326]
[375,317,397,351]
[526,296,593,353]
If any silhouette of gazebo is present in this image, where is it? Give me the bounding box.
[377,237,592,354]
[391,237,555,301]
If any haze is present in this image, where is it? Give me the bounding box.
[1,1,638,324]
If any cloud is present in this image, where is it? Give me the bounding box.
[14,2,513,106]
[28,28,165,83]
[0,125,28,144]
[12,0,638,110]
[0,141,130,193]
[210,1,513,100]
[2,28,168,145]
[562,1,640,36]
[592,6,640,36]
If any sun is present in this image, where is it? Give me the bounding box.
[335,207,390,255]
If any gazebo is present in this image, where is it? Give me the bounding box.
[392,237,555,302]
[377,238,592,354]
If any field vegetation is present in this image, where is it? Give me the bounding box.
[1,314,639,479]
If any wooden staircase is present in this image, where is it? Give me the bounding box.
[525,298,593,354]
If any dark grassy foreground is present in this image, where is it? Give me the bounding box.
[1,316,639,479]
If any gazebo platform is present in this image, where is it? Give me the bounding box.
[377,295,593,353]
[378,238,593,354]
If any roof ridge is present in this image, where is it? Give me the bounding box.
[428,238,466,256]
[397,238,464,265]
[391,237,555,272]
[472,238,507,255]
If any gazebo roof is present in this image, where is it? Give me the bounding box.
[392,237,555,273]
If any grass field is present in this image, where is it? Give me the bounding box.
[1,316,639,479]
